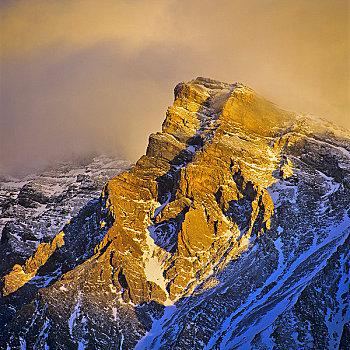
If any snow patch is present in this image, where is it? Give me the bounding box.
[134,305,177,349]
[112,307,118,321]
[20,338,26,350]
[143,226,171,305]
[109,284,117,293]
[119,332,124,350]
[325,249,349,349]
[68,296,81,335]
[77,341,85,350]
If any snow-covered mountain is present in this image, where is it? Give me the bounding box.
[0,156,132,274]
[1,77,349,349]
[0,156,131,311]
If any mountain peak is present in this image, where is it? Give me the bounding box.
[1,78,350,349]
[172,77,297,140]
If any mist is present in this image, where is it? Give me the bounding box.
[1,0,349,176]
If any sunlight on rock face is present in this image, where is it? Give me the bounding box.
[0,0,348,176]
[1,77,349,349]
[3,231,65,296]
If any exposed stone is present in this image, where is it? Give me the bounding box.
[1,77,349,350]
[3,231,65,296]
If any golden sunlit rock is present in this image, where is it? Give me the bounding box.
[1,77,349,349]
[3,231,65,296]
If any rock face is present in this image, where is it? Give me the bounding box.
[0,156,131,276]
[1,77,350,349]
[0,155,132,343]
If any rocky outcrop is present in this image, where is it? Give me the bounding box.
[1,77,349,349]
[2,231,65,296]
[0,156,131,278]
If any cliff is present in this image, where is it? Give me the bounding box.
[1,77,349,349]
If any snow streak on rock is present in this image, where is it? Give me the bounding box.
[1,77,349,349]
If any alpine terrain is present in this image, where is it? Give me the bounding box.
[1,77,349,349]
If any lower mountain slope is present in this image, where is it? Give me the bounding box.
[0,156,131,278]
[1,77,349,350]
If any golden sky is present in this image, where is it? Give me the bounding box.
[0,0,349,175]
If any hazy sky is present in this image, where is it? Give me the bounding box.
[1,0,349,176]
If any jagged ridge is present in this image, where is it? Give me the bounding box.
[1,77,350,349]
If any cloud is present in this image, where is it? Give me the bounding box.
[0,0,171,58]
[0,0,349,176]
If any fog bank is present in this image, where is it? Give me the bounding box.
[1,0,348,176]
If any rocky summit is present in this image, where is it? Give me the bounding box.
[1,77,350,349]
